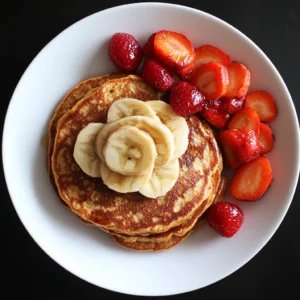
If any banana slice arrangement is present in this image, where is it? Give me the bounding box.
[73,98,189,198]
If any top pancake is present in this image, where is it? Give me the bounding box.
[51,74,223,234]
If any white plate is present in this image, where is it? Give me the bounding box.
[3,3,300,296]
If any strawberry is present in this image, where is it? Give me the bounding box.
[141,57,175,91]
[177,61,195,80]
[224,62,251,98]
[258,123,274,154]
[219,129,262,168]
[200,99,230,128]
[194,44,231,69]
[230,156,273,201]
[143,33,156,57]
[206,202,244,238]
[228,107,260,136]
[189,62,229,100]
[244,91,278,122]
[220,96,245,114]
[170,81,205,116]
[108,33,142,72]
[153,30,196,74]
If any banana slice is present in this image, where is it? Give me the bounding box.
[101,162,153,193]
[73,123,103,177]
[139,159,180,198]
[103,126,157,176]
[96,116,174,167]
[147,100,189,160]
[107,98,158,122]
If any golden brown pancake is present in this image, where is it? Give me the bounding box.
[52,74,222,235]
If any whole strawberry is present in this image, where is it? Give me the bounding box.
[206,202,244,238]
[141,57,174,91]
[170,81,205,116]
[108,33,142,72]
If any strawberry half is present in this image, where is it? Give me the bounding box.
[143,33,156,57]
[244,91,278,122]
[228,107,260,136]
[230,156,273,201]
[220,96,245,115]
[219,128,262,168]
[153,30,196,74]
[224,62,251,99]
[200,99,230,128]
[258,123,274,154]
[189,62,229,100]
[194,44,231,69]
[206,202,244,238]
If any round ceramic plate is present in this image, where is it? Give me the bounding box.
[3,3,300,296]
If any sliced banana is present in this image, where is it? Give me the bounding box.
[107,98,158,122]
[147,101,189,160]
[96,116,174,168]
[103,126,157,176]
[73,123,103,177]
[101,162,153,193]
[139,159,180,198]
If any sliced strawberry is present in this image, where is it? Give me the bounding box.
[244,91,278,122]
[142,33,156,57]
[200,99,230,128]
[189,62,229,100]
[219,129,244,168]
[224,62,250,98]
[177,61,195,80]
[228,107,260,136]
[220,96,245,114]
[153,30,196,74]
[194,44,231,69]
[219,129,262,168]
[141,57,174,91]
[170,81,205,116]
[230,156,273,201]
[258,123,274,154]
[206,202,244,238]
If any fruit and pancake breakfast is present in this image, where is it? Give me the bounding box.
[48,30,277,251]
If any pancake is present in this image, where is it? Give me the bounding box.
[52,73,223,234]
[47,73,126,179]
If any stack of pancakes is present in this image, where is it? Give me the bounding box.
[48,74,224,251]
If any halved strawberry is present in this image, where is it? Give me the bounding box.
[228,107,260,136]
[189,62,229,100]
[258,123,274,154]
[177,61,195,80]
[200,99,230,128]
[219,128,261,168]
[219,129,244,168]
[143,33,156,57]
[194,44,231,69]
[244,91,278,122]
[153,30,195,74]
[220,96,245,115]
[224,62,250,98]
[230,156,273,201]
